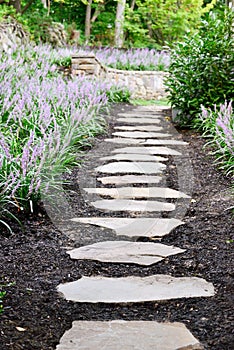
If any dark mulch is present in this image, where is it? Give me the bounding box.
[0,103,233,350]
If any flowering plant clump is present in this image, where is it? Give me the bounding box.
[93,47,170,71]
[0,45,129,227]
[46,45,170,72]
[198,101,234,176]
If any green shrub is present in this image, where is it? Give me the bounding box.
[165,6,234,125]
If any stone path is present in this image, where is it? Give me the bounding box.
[56,106,215,349]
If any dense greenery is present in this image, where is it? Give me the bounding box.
[165,6,234,124]
[165,4,234,176]
[1,0,220,48]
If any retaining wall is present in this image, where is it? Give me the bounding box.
[71,54,168,100]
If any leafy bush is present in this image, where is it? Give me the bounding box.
[165,6,234,125]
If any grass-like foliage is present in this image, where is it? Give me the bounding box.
[0,45,129,230]
[94,47,170,71]
[196,101,234,177]
[165,6,234,124]
[50,46,170,72]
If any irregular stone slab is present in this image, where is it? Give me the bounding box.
[57,275,215,303]
[56,320,203,350]
[118,113,164,118]
[105,138,144,144]
[97,175,162,185]
[100,153,168,162]
[84,187,190,199]
[90,199,175,212]
[143,139,188,145]
[112,146,182,156]
[95,162,166,174]
[70,217,184,237]
[112,131,172,139]
[115,125,163,131]
[67,241,185,266]
[134,105,170,111]
[117,118,161,124]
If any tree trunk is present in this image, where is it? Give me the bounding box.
[114,0,126,47]
[9,0,21,13]
[130,0,135,10]
[85,0,92,44]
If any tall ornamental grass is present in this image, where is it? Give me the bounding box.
[0,45,128,227]
[45,45,170,72]
[93,47,170,71]
[197,101,234,176]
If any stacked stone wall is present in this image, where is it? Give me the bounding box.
[71,54,168,100]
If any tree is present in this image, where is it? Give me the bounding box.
[85,0,92,42]
[114,0,126,47]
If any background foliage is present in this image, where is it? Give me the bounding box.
[0,0,220,48]
[165,5,234,124]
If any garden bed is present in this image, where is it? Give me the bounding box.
[0,103,233,350]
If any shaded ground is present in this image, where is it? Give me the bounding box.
[0,103,233,350]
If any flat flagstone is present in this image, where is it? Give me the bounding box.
[67,241,185,266]
[97,175,163,185]
[118,113,164,118]
[95,162,166,174]
[112,131,172,139]
[56,320,203,350]
[70,217,184,237]
[112,146,182,156]
[104,138,144,144]
[100,153,168,162]
[143,139,188,145]
[133,105,170,111]
[84,187,190,199]
[57,274,215,303]
[114,125,163,131]
[90,199,175,212]
[117,118,161,124]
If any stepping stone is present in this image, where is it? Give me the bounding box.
[100,153,168,162]
[70,217,184,237]
[95,162,166,174]
[90,199,175,212]
[117,118,161,124]
[84,187,190,199]
[56,320,203,350]
[112,131,172,139]
[57,274,215,303]
[112,146,182,156]
[134,105,169,111]
[115,125,163,131]
[97,175,163,185]
[105,138,144,144]
[143,139,188,145]
[118,113,164,118]
[67,241,185,266]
